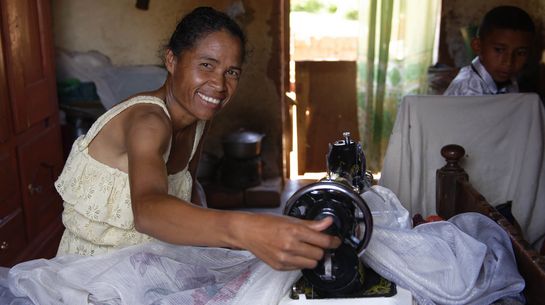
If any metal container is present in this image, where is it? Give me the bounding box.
[222,130,265,159]
[220,156,262,189]
[196,152,220,181]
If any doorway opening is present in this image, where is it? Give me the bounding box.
[288,0,361,180]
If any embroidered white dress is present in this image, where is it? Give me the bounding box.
[55,95,205,256]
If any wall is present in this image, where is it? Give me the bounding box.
[53,0,232,66]
[52,0,284,178]
[442,0,545,67]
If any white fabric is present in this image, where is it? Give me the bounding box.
[360,186,525,305]
[379,93,545,245]
[56,49,167,110]
[0,243,299,305]
[0,186,524,305]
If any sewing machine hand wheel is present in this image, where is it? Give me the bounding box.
[285,181,373,250]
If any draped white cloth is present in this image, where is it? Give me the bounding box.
[0,186,525,305]
[379,93,545,245]
[361,186,525,305]
[0,244,299,305]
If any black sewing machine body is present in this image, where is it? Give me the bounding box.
[283,132,374,298]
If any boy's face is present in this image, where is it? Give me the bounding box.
[471,28,533,84]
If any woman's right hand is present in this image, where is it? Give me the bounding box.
[233,213,341,271]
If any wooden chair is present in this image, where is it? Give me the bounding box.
[436,144,545,305]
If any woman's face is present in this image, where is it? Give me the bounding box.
[166,29,243,122]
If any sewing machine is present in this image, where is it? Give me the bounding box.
[279,132,413,304]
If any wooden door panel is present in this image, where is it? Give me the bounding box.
[0,211,27,267]
[0,19,9,144]
[1,0,57,133]
[0,149,19,218]
[295,61,360,173]
[0,73,9,143]
[17,124,63,239]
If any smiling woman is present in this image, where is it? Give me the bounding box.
[164,29,242,123]
[51,5,340,273]
[0,5,344,305]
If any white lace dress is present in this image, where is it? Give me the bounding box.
[55,95,205,256]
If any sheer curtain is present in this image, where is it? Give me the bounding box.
[357,0,441,171]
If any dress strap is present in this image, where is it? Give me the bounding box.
[190,120,206,161]
[78,96,172,156]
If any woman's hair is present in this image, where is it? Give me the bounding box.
[478,6,535,39]
[166,6,246,62]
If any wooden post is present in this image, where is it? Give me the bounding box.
[436,144,468,219]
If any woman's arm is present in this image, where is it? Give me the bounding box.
[125,113,339,270]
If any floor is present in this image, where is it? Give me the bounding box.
[225,178,315,215]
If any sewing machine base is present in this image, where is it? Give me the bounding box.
[279,263,413,305]
[279,286,413,305]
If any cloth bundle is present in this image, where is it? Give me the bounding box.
[361,186,525,305]
[0,244,298,305]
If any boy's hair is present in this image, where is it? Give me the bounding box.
[477,6,535,39]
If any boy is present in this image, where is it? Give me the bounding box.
[444,6,535,96]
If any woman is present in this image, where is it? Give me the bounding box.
[55,6,339,271]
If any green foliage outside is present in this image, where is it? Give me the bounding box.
[292,0,358,20]
[345,9,359,20]
[292,0,324,13]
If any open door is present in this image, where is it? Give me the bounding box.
[285,1,361,177]
[295,61,360,173]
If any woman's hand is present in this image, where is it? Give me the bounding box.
[234,214,341,270]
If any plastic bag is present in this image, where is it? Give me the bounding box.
[56,49,167,110]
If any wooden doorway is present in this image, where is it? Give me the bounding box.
[294,61,360,173]
[285,1,361,177]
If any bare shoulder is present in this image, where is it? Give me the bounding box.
[124,103,172,152]
[126,103,171,132]
[87,101,171,171]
